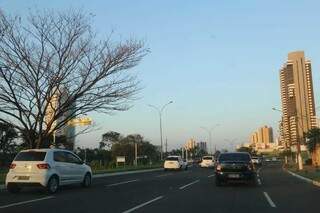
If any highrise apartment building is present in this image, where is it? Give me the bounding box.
[279,51,316,148]
[250,126,273,146]
[45,87,76,149]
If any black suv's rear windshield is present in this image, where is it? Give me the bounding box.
[166,157,179,161]
[203,157,213,160]
[219,153,250,162]
[14,151,46,161]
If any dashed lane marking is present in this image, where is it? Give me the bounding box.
[263,192,276,208]
[122,196,164,213]
[106,179,139,187]
[208,174,215,178]
[156,173,172,178]
[179,180,200,190]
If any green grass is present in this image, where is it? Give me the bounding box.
[92,164,162,174]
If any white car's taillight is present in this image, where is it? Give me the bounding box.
[9,163,16,169]
[37,163,50,169]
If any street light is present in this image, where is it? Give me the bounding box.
[224,138,237,152]
[148,101,173,160]
[272,107,304,170]
[200,124,220,154]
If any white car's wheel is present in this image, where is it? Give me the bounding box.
[82,173,92,187]
[47,176,59,194]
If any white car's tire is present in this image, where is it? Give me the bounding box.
[47,175,59,194]
[82,173,92,188]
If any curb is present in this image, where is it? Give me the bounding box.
[93,168,163,178]
[284,167,320,188]
[0,167,163,191]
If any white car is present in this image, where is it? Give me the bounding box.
[6,149,92,194]
[164,156,187,171]
[200,156,215,168]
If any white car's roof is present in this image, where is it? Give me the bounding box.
[20,148,71,153]
[167,155,180,158]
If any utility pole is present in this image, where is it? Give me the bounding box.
[165,137,168,156]
[134,143,138,166]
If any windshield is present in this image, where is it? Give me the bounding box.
[14,152,46,161]
[166,157,179,161]
[219,153,251,162]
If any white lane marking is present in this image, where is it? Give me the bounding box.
[156,173,172,178]
[179,180,200,190]
[258,178,262,185]
[263,192,276,208]
[0,196,54,209]
[208,174,215,178]
[107,179,139,187]
[122,196,163,213]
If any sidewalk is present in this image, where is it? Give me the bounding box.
[283,164,320,188]
[0,167,163,191]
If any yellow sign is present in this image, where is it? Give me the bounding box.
[68,117,92,126]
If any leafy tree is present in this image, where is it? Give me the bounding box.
[111,134,159,165]
[0,122,18,166]
[306,128,320,152]
[306,128,320,166]
[0,10,148,148]
[100,131,121,149]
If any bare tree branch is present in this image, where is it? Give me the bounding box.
[0,9,148,148]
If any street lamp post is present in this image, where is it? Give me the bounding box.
[224,138,237,152]
[201,124,220,154]
[272,107,304,170]
[148,101,173,160]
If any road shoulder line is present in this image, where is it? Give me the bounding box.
[283,167,320,187]
[0,196,54,209]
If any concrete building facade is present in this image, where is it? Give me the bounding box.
[279,51,317,149]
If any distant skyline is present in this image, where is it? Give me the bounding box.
[2,0,320,150]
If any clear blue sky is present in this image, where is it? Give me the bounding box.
[2,0,320,151]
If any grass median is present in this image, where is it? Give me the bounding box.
[0,164,162,185]
[92,164,162,175]
[286,164,320,182]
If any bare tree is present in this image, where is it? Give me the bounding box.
[0,10,148,148]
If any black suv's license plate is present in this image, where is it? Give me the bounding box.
[18,176,30,180]
[228,174,240,178]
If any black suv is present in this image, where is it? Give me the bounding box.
[215,152,256,186]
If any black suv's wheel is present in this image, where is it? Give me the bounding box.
[7,183,21,193]
[47,176,59,194]
[249,176,258,186]
[82,173,92,188]
[215,178,222,187]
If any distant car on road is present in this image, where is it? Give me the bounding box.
[164,156,187,171]
[6,149,92,194]
[200,156,215,168]
[251,156,262,166]
[215,152,256,186]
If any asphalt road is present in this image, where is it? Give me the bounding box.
[0,163,319,213]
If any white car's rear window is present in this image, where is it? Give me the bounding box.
[14,151,46,161]
[166,157,179,161]
[203,157,213,160]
